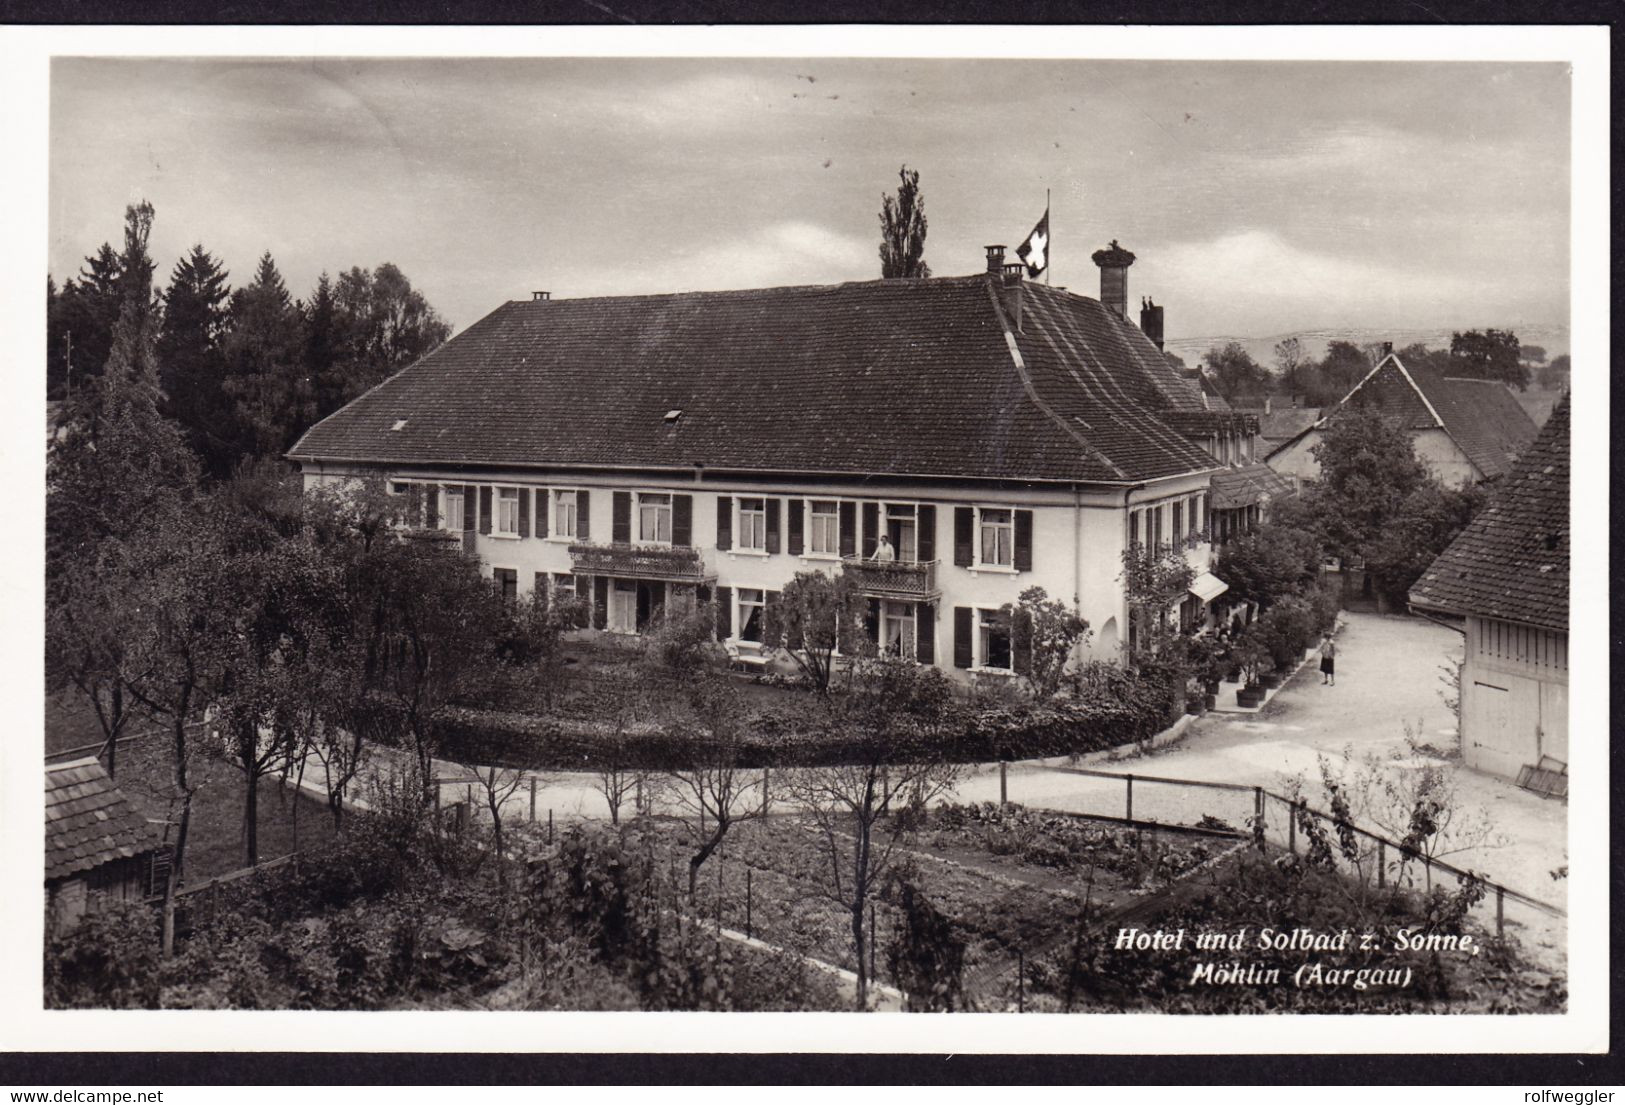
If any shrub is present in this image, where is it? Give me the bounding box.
[45,901,163,1009]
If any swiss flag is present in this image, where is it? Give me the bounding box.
[1016,209,1049,277]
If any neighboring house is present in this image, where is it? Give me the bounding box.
[1409,397,1569,782]
[1230,401,1321,455]
[1266,351,1538,490]
[291,243,1240,679]
[45,757,161,931]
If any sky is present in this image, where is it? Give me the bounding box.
[49,56,1571,342]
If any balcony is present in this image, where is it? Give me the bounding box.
[568,542,715,583]
[841,556,940,601]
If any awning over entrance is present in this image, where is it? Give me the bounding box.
[1189,571,1229,604]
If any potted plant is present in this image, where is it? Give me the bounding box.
[1231,633,1269,707]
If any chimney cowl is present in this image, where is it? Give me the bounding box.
[1092,239,1136,319]
[984,245,1006,274]
[532,290,551,301]
[1139,296,1165,352]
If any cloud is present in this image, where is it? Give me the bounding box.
[570,220,875,298]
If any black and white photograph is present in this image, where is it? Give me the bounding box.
[4,24,1608,1059]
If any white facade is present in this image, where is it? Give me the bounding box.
[302,462,1217,681]
[1459,615,1569,779]
[1268,425,1481,490]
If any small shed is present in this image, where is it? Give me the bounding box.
[45,757,161,930]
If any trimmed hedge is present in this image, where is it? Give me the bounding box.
[434,690,1169,772]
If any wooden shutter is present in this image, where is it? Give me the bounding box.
[763,590,783,647]
[765,498,782,554]
[535,489,549,539]
[953,607,973,668]
[534,571,547,602]
[612,491,632,544]
[787,499,804,556]
[715,586,733,638]
[865,598,880,648]
[518,487,531,538]
[917,505,936,563]
[1013,608,1033,675]
[953,508,974,567]
[916,601,935,664]
[838,501,856,558]
[672,494,693,547]
[861,502,879,558]
[576,490,590,540]
[1014,510,1034,572]
[593,576,609,630]
[407,483,423,527]
[463,485,476,531]
[479,486,492,535]
[716,496,733,550]
[424,485,439,530]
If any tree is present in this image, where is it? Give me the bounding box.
[884,869,967,1011]
[878,164,930,279]
[1362,481,1486,604]
[998,586,1090,700]
[321,263,451,418]
[1273,337,1310,399]
[1201,342,1272,403]
[222,252,312,465]
[1536,354,1570,390]
[771,569,869,691]
[1215,525,1322,611]
[1120,543,1195,662]
[786,656,960,1009]
[1519,344,1547,365]
[158,245,234,473]
[1394,341,1452,377]
[1318,340,1373,401]
[1448,328,1527,390]
[1307,404,1430,564]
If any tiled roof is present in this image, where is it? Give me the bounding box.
[1256,407,1320,443]
[46,757,159,883]
[1410,396,1568,631]
[1330,355,1538,479]
[1209,462,1297,510]
[290,275,1219,486]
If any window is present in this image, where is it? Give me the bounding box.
[1129,508,1144,549]
[554,490,578,538]
[809,500,839,555]
[737,588,766,643]
[639,493,672,544]
[1171,497,1184,547]
[444,487,464,531]
[978,608,1012,670]
[881,601,917,659]
[738,498,768,551]
[496,487,520,535]
[979,508,1014,567]
[885,503,918,562]
[1151,504,1165,549]
[493,568,518,603]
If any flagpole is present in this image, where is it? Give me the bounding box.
[1046,188,1051,286]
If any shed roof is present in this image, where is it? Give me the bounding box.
[45,757,159,883]
[1409,395,1569,631]
[290,275,1220,486]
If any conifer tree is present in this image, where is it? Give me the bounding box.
[158,245,234,471]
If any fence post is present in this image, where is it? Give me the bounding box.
[465,783,473,815]
[1288,801,1297,855]
[716,856,723,933]
[869,902,877,984]
[529,777,537,822]
[1017,950,1025,1013]
[433,780,441,810]
[1000,761,1008,806]
[1496,886,1505,940]
[762,767,770,816]
[1125,774,1134,822]
[548,808,554,845]
[1377,841,1386,887]
[746,867,753,941]
[1253,786,1264,829]
[635,775,644,817]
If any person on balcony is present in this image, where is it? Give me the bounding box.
[872,533,897,562]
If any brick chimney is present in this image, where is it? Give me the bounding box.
[1139,296,1164,351]
[985,245,1006,274]
[1091,240,1136,319]
[999,262,1026,330]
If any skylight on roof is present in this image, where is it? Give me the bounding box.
[664,409,683,424]
[391,419,408,431]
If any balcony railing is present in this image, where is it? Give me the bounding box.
[841,556,940,601]
[568,542,715,583]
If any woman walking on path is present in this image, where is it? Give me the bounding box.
[1319,635,1337,686]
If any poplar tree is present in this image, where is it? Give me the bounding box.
[878,164,930,279]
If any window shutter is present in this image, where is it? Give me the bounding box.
[612,491,632,544]
[518,487,531,538]
[917,505,936,562]
[861,502,879,558]
[787,499,804,556]
[763,590,783,647]
[953,607,974,668]
[672,493,693,547]
[865,598,880,648]
[407,483,423,527]
[716,496,733,550]
[479,486,492,535]
[463,486,476,531]
[1013,608,1034,675]
[593,576,609,630]
[838,502,856,558]
[715,585,733,638]
[534,572,547,603]
[765,499,782,554]
[916,601,935,664]
[953,508,974,567]
[1014,510,1034,571]
[424,485,439,530]
[536,489,549,539]
[576,490,589,540]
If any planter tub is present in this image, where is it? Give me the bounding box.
[1237,689,1264,708]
